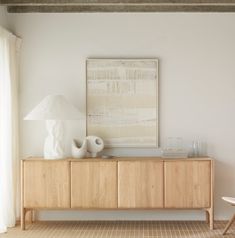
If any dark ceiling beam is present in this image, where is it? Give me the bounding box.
[7,4,235,12]
[2,0,235,5]
[2,0,235,12]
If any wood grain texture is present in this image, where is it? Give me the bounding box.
[164,160,211,208]
[209,159,214,229]
[2,0,235,5]
[21,160,25,230]
[7,5,235,12]
[22,156,212,162]
[71,161,117,208]
[21,157,214,230]
[118,161,163,208]
[23,161,70,208]
[3,0,235,12]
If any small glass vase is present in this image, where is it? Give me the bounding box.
[192,141,200,157]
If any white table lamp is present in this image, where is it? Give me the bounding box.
[24,95,82,159]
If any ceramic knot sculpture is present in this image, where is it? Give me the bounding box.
[71,138,87,159]
[71,136,104,158]
[86,136,104,157]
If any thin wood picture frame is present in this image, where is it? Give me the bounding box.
[86,58,159,148]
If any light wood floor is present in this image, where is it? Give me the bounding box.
[0,221,234,238]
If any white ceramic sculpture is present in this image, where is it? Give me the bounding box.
[86,136,104,157]
[71,139,87,159]
[44,120,65,159]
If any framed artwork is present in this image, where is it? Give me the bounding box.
[86,58,158,147]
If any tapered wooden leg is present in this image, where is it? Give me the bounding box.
[31,210,36,223]
[223,214,235,235]
[205,210,209,224]
[21,160,25,230]
[205,208,214,230]
[29,210,33,223]
[21,208,26,230]
[209,208,214,230]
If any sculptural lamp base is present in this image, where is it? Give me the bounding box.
[44,120,65,159]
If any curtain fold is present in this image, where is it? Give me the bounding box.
[0,26,21,233]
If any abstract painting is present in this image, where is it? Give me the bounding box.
[86,59,158,147]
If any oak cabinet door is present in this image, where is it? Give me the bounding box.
[164,161,211,208]
[23,161,70,208]
[118,161,164,208]
[71,161,117,208]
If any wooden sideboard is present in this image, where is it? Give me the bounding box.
[21,157,214,230]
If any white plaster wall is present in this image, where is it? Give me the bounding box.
[0,6,9,29]
[8,13,235,221]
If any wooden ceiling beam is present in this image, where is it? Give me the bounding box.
[2,0,235,5]
[2,0,235,12]
[7,4,235,12]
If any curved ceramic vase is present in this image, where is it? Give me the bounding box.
[71,138,87,159]
[86,136,104,157]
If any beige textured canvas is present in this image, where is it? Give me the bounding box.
[86,59,158,148]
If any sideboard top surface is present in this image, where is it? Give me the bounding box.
[23,156,213,162]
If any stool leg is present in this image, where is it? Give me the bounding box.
[223,214,235,235]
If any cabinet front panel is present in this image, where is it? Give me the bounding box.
[23,161,70,208]
[118,161,164,208]
[164,161,211,208]
[71,161,117,208]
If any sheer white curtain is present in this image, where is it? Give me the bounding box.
[0,26,21,233]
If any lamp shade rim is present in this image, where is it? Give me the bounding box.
[24,95,83,121]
